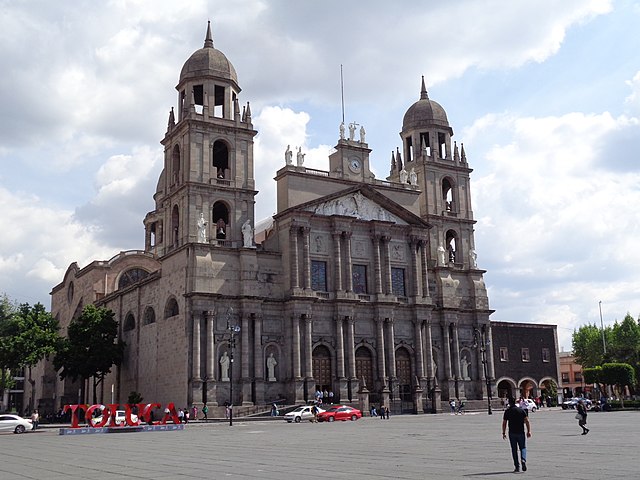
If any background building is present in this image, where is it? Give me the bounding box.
[28,23,498,416]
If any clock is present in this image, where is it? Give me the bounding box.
[348,157,361,173]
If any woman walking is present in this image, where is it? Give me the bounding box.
[576,399,589,435]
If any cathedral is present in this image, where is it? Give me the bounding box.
[32,23,496,415]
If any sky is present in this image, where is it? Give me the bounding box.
[1,0,640,351]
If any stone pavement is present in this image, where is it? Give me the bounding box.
[0,408,636,479]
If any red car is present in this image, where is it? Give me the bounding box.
[317,405,362,422]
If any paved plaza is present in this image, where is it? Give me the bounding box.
[0,408,636,479]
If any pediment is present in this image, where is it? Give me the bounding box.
[304,191,406,225]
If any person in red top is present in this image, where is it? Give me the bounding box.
[502,397,532,473]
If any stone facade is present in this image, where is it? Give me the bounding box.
[28,23,497,415]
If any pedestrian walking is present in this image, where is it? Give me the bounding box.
[450,399,456,414]
[576,399,589,435]
[379,405,385,420]
[385,405,390,419]
[202,404,208,420]
[30,409,39,430]
[502,397,532,473]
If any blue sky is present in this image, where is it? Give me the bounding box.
[1,0,639,350]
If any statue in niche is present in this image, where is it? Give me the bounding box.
[339,122,345,140]
[399,168,408,184]
[296,146,305,166]
[437,245,446,266]
[359,125,366,143]
[285,145,293,165]
[266,352,278,382]
[220,351,230,381]
[242,219,253,247]
[216,218,226,239]
[197,212,207,243]
[460,355,470,380]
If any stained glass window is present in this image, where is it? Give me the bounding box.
[352,264,367,294]
[311,260,327,291]
[391,267,405,296]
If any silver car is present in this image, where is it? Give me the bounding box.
[283,405,325,423]
[0,414,32,434]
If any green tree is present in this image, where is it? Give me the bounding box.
[0,296,60,408]
[572,324,609,368]
[54,305,124,404]
[609,314,640,373]
[601,363,636,408]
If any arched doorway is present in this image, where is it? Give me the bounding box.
[520,379,536,399]
[312,345,332,395]
[395,347,412,410]
[355,346,374,390]
[497,379,513,400]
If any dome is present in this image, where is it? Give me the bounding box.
[402,77,451,132]
[179,23,238,86]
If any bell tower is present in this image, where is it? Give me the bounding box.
[144,22,258,254]
[388,76,477,271]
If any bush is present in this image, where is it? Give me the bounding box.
[608,399,640,410]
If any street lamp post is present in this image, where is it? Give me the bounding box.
[227,318,240,427]
[598,301,607,356]
[474,328,493,415]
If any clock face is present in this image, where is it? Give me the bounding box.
[349,157,361,172]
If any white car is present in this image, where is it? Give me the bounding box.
[0,414,32,434]
[91,410,139,426]
[283,405,325,423]
[520,399,537,412]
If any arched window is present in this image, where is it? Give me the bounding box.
[143,306,156,325]
[118,268,150,290]
[171,145,180,185]
[212,140,229,179]
[442,177,455,212]
[123,312,135,332]
[445,229,458,263]
[164,298,179,318]
[171,204,180,246]
[213,201,229,240]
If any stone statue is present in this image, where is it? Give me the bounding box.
[296,146,305,166]
[460,355,470,380]
[242,219,253,247]
[399,168,408,184]
[197,212,207,243]
[220,351,230,381]
[469,249,477,268]
[409,168,417,185]
[285,145,293,165]
[437,244,446,266]
[359,125,366,143]
[266,352,278,382]
[339,122,345,140]
[348,122,356,141]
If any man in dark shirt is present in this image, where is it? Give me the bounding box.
[502,397,532,472]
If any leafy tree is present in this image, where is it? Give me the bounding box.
[572,324,609,368]
[601,363,636,408]
[127,391,143,405]
[54,305,124,404]
[609,314,640,371]
[582,366,602,385]
[0,295,60,407]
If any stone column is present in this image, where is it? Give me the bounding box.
[382,236,392,294]
[420,240,429,298]
[442,321,452,379]
[206,311,216,381]
[144,225,152,251]
[373,235,383,294]
[424,321,435,380]
[410,237,420,297]
[387,319,397,380]
[292,315,301,379]
[192,315,201,381]
[414,320,424,378]
[346,317,356,379]
[377,318,386,381]
[335,316,345,379]
[304,314,313,378]
[344,232,353,292]
[302,227,311,289]
[241,314,250,379]
[452,323,461,381]
[290,226,299,289]
[254,315,264,380]
[332,232,343,292]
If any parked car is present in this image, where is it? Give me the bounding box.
[562,398,592,410]
[521,399,537,412]
[283,405,325,423]
[317,405,362,422]
[91,410,139,426]
[0,414,32,434]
